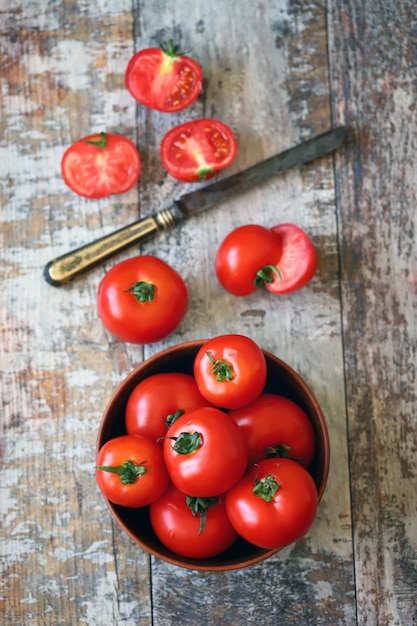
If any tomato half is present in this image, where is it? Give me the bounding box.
[229,393,316,468]
[97,255,188,344]
[125,40,203,112]
[225,458,318,550]
[61,132,141,199]
[160,118,238,182]
[125,372,210,444]
[163,406,248,497]
[193,334,267,409]
[150,484,238,559]
[95,435,169,508]
[215,224,282,296]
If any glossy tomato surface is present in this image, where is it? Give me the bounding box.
[61,132,141,198]
[193,334,267,409]
[229,393,316,467]
[125,41,203,112]
[163,406,248,497]
[95,435,169,508]
[160,118,238,182]
[125,372,210,444]
[97,256,188,344]
[150,484,238,559]
[267,223,318,294]
[215,224,282,296]
[225,458,318,549]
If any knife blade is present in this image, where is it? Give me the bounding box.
[44,126,350,286]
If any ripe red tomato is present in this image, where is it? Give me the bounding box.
[193,334,267,409]
[215,224,282,296]
[125,40,203,112]
[95,435,169,508]
[125,372,210,444]
[160,118,238,182]
[97,255,188,344]
[163,406,248,497]
[225,458,318,549]
[229,393,316,468]
[61,132,141,199]
[150,484,238,559]
[267,223,318,294]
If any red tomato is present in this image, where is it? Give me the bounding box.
[95,435,169,508]
[225,458,318,549]
[229,393,316,468]
[125,40,203,112]
[160,118,238,182]
[193,334,267,409]
[267,223,318,294]
[125,372,210,443]
[163,406,248,497]
[150,484,238,559]
[215,224,282,296]
[97,255,188,344]
[61,132,141,199]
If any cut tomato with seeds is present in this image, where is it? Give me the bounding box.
[160,118,238,182]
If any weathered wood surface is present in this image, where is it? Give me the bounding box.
[0,1,415,625]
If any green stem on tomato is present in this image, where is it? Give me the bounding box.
[160,39,180,57]
[266,443,303,463]
[197,166,215,181]
[125,281,155,303]
[253,473,279,502]
[95,460,147,485]
[186,495,219,535]
[171,431,202,455]
[254,264,282,289]
[84,132,107,148]
[165,409,185,428]
[205,350,234,382]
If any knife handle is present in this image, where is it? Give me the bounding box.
[44,207,181,286]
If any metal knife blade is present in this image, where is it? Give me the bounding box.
[44,126,350,286]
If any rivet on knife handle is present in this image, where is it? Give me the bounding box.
[43,207,182,286]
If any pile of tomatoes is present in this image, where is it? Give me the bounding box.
[96,334,319,560]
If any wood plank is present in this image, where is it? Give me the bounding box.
[328,1,417,624]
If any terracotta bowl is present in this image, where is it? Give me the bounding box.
[96,340,330,571]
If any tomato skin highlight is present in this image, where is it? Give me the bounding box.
[125,372,210,444]
[125,42,203,112]
[215,224,282,296]
[266,223,318,294]
[150,484,238,559]
[193,334,267,409]
[97,255,188,344]
[229,393,316,468]
[163,406,248,497]
[160,118,238,182]
[95,435,169,508]
[225,458,318,549]
[61,132,141,199]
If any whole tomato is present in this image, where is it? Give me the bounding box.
[61,132,141,199]
[229,393,316,468]
[97,255,188,344]
[125,40,203,112]
[225,458,318,550]
[163,406,248,497]
[95,435,169,508]
[193,334,267,409]
[150,484,238,559]
[125,372,210,444]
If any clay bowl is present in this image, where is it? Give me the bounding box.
[96,339,330,571]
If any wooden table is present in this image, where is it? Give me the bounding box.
[1,1,416,624]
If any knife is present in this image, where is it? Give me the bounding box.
[44,126,350,286]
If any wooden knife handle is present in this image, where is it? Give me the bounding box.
[44,208,179,286]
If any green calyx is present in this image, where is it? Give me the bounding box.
[125,281,155,303]
[196,166,215,181]
[186,495,219,535]
[165,409,185,428]
[160,39,181,58]
[205,350,234,382]
[96,460,147,485]
[266,443,303,463]
[253,473,279,503]
[84,132,107,148]
[171,431,202,455]
[254,264,281,289]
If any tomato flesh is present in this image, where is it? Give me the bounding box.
[160,118,238,182]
